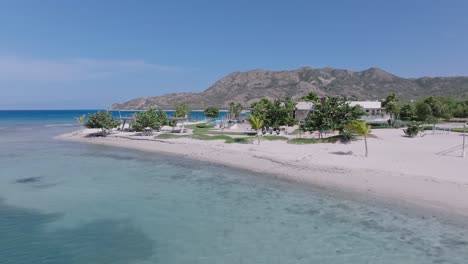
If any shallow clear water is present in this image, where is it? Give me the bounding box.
[0,116,467,263]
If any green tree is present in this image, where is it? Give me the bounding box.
[399,104,415,121]
[303,96,364,138]
[247,115,264,145]
[423,97,468,119]
[439,97,458,117]
[424,97,449,120]
[174,103,191,118]
[301,91,320,103]
[415,101,433,122]
[250,98,271,122]
[133,109,168,135]
[204,106,219,121]
[268,98,297,128]
[451,101,468,118]
[455,99,468,118]
[85,112,120,136]
[346,120,371,157]
[250,98,297,128]
[228,102,243,119]
[172,103,191,133]
[414,97,449,125]
[75,114,86,128]
[382,93,399,126]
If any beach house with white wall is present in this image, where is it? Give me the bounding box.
[294,101,314,123]
[294,100,390,124]
[348,101,390,123]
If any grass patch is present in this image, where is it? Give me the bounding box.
[422,126,467,133]
[195,123,213,128]
[290,129,302,135]
[157,132,252,144]
[191,134,252,144]
[287,135,346,144]
[191,134,232,141]
[207,131,257,136]
[186,123,215,134]
[369,124,391,129]
[287,138,320,144]
[446,118,468,123]
[225,137,253,144]
[449,127,468,133]
[262,136,289,141]
[156,134,186,139]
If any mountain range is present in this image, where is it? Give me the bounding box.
[110,67,468,110]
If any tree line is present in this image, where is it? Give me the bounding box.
[82,92,467,141]
[82,92,368,138]
[382,93,468,125]
[82,103,192,136]
[242,92,367,144]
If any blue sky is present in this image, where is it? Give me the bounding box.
[1,0,467,109]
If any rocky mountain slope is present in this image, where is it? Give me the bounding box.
[111,67,468,110]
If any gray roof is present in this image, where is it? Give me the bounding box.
[295,101,314,110]
[348,101,382,109]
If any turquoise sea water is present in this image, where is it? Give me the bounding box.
[1,111,468,263]
[0,110,232,125]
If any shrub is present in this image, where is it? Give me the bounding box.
[85,112,120,136]
[403,122,424,137]
[133,109,168,135]
[391,120,408,128]
[204,106,219,120]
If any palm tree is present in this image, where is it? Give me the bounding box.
[347,120,371,157]
[174,103,191,133]
[229,102,243,119]
[247,115,264,145]
[382,93,399,126]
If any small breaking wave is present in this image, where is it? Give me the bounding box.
[44,123,78,127]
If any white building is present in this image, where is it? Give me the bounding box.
[348,101,390,123]
[294,100,390,124]
[348,101,383,115]
[294,101,314,123]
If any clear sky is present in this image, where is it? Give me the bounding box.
[1,0,467,109]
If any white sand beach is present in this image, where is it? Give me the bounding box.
[57,128,468,218]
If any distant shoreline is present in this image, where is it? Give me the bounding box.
[109,109,231,112]
[0,109,230,112]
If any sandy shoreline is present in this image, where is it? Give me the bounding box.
[56,128,468,219]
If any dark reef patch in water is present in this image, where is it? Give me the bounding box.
[0,201,155,264]
[15,176,42,183]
